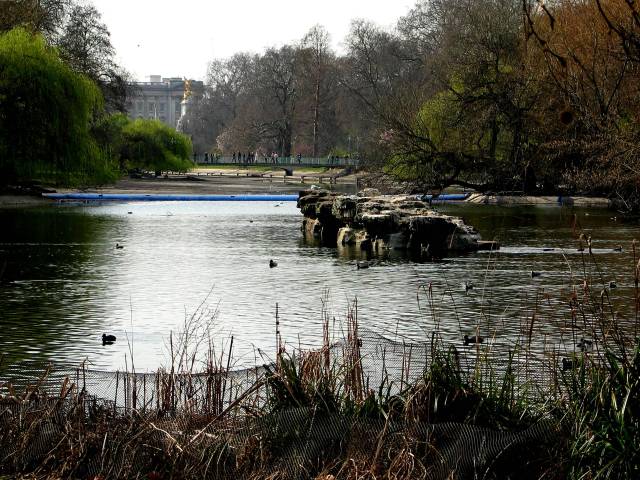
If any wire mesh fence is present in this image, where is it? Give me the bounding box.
[2,330,562,414]
[4,327,562,412]
[0,326,576,479]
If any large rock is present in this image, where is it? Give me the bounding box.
[297,190,482,255]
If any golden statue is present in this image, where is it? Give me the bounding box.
[183,79,192,100]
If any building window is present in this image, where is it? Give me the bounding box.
[175,101,181,114]
[136,101,143,111]
[159,103,165,112]
[148,102,156,113]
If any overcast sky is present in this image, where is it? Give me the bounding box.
[90,0,413,82]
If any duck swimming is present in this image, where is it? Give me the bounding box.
[464,334,484,345]
[269,259,278,268]
[102,333,116,344]
[115,243,124,249]
[562,358,574,371]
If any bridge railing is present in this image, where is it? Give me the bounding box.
[193,155,360,168]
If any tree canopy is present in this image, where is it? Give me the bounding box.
[178,0,640,209]
[119,119,193,175]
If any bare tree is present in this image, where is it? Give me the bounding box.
[253,46,299,156]
[57,4,131,112]
[299,25,335,157]
[0,0,70,38]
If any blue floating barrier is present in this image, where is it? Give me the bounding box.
[43,193,299,202]
[417,193,470,202]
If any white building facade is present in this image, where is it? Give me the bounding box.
[125,75,203,129]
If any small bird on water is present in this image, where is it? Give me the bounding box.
[356,260,370,270]
[613,245,623,252]
[464,334,484,345]
[102,333,116,344]
[115,243,124,249]
[531,271,542,278]
[269,259,278,268]
[577,337,593,352]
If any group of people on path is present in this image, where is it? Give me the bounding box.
[230,151,304,164]
[195,151,356,165]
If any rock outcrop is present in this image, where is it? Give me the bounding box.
[298,190,483,256]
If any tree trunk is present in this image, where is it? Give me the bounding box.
[312,80,320,158]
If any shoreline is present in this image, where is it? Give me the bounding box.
[0,170,612,208]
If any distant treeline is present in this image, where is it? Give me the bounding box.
[180,0,640,208]
[0,1,193,187]
[2,0,639,206]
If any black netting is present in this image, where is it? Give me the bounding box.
[0,330,566,479]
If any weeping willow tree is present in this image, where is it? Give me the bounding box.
[0,27,117,186]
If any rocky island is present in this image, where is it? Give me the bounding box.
[298,189,494,256]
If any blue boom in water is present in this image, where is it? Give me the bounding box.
[43,193,299,202]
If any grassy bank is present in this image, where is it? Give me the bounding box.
[192,165,332,174]
[2,241,640,478]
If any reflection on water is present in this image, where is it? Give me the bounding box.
[0,201,638,375]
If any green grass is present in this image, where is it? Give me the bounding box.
[191,164,330,174]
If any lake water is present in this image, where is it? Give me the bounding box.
[1,200,638,377]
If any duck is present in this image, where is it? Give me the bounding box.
[562,358,574,371]
[577,337,593,352]
[464,334,484,345]
[269,259,278,268]
[531,271,542,278]
[542,248,555,252]
[356,260,370,270]
[102,333,116,344]
[609,281,617,289]
[613,246,623,252]
[115,243,124,249]
[577,246,585,252]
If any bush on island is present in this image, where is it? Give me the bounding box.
[119,119,193,176]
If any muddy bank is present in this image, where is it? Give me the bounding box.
[466,193,611,208]
[55,170,356,196]
[0,195,50,207]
